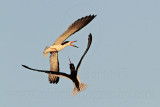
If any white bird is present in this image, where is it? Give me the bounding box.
[22,33,92,95]
[43,15,96,57]
[44,15,96,84]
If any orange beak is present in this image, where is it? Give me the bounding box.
[70,41,78,48]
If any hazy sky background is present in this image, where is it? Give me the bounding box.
[1,0,160,107]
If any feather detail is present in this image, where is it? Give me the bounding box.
[72,83,87,96]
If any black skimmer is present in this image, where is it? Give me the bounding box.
[44,14,96,84]
[22,33,92,95]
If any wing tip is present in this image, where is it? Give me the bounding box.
[48,74,60,84]
[22,64,28,68]
[88,14,97,19]
[88,33,92,42]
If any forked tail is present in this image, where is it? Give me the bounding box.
[72,83,87,95]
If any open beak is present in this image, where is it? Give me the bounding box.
[70,41,79,48]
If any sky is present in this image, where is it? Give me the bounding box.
[1,0,160,107]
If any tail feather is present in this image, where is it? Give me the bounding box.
[48,74,59,84]
[72,83,87,95]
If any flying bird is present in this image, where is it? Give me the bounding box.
[22,33,92,95]
[43,15,96,57]
[44,14,96,84]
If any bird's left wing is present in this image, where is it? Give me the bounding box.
[76,33,92,72]
[22,65,70,80]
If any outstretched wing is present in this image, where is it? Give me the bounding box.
[22,65,70,80]
[76,33,92,72]
[53,15,96,45]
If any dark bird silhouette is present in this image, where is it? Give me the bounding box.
[22,33,92,95]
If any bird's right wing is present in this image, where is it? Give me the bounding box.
[76,33,92,72]
[22,65,70,80]
[53,15,96,45]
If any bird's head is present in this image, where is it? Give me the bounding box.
[69,58,76,71]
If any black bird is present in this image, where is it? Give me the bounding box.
[22,33,92,95]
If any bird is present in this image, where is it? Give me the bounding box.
[43,15,96,57]
[44,14,96,84]
[22,33,92,95]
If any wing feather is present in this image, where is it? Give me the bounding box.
[49,52,59,83]
[53,15,96,45]
[50,52,59,71]
[76,33,92,72]
[22,65,70,80]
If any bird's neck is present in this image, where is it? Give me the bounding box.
[70,69,76,76]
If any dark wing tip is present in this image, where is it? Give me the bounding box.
[90,14,97,17]
[22,64,33,71]
[22,64,29,68]
[70,14,96,29]
[85,14,97,20]
[88,14,97,19]
[88,33,92,44]
[89,33,92,37]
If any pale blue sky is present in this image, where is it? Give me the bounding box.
[1,0,160,107]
